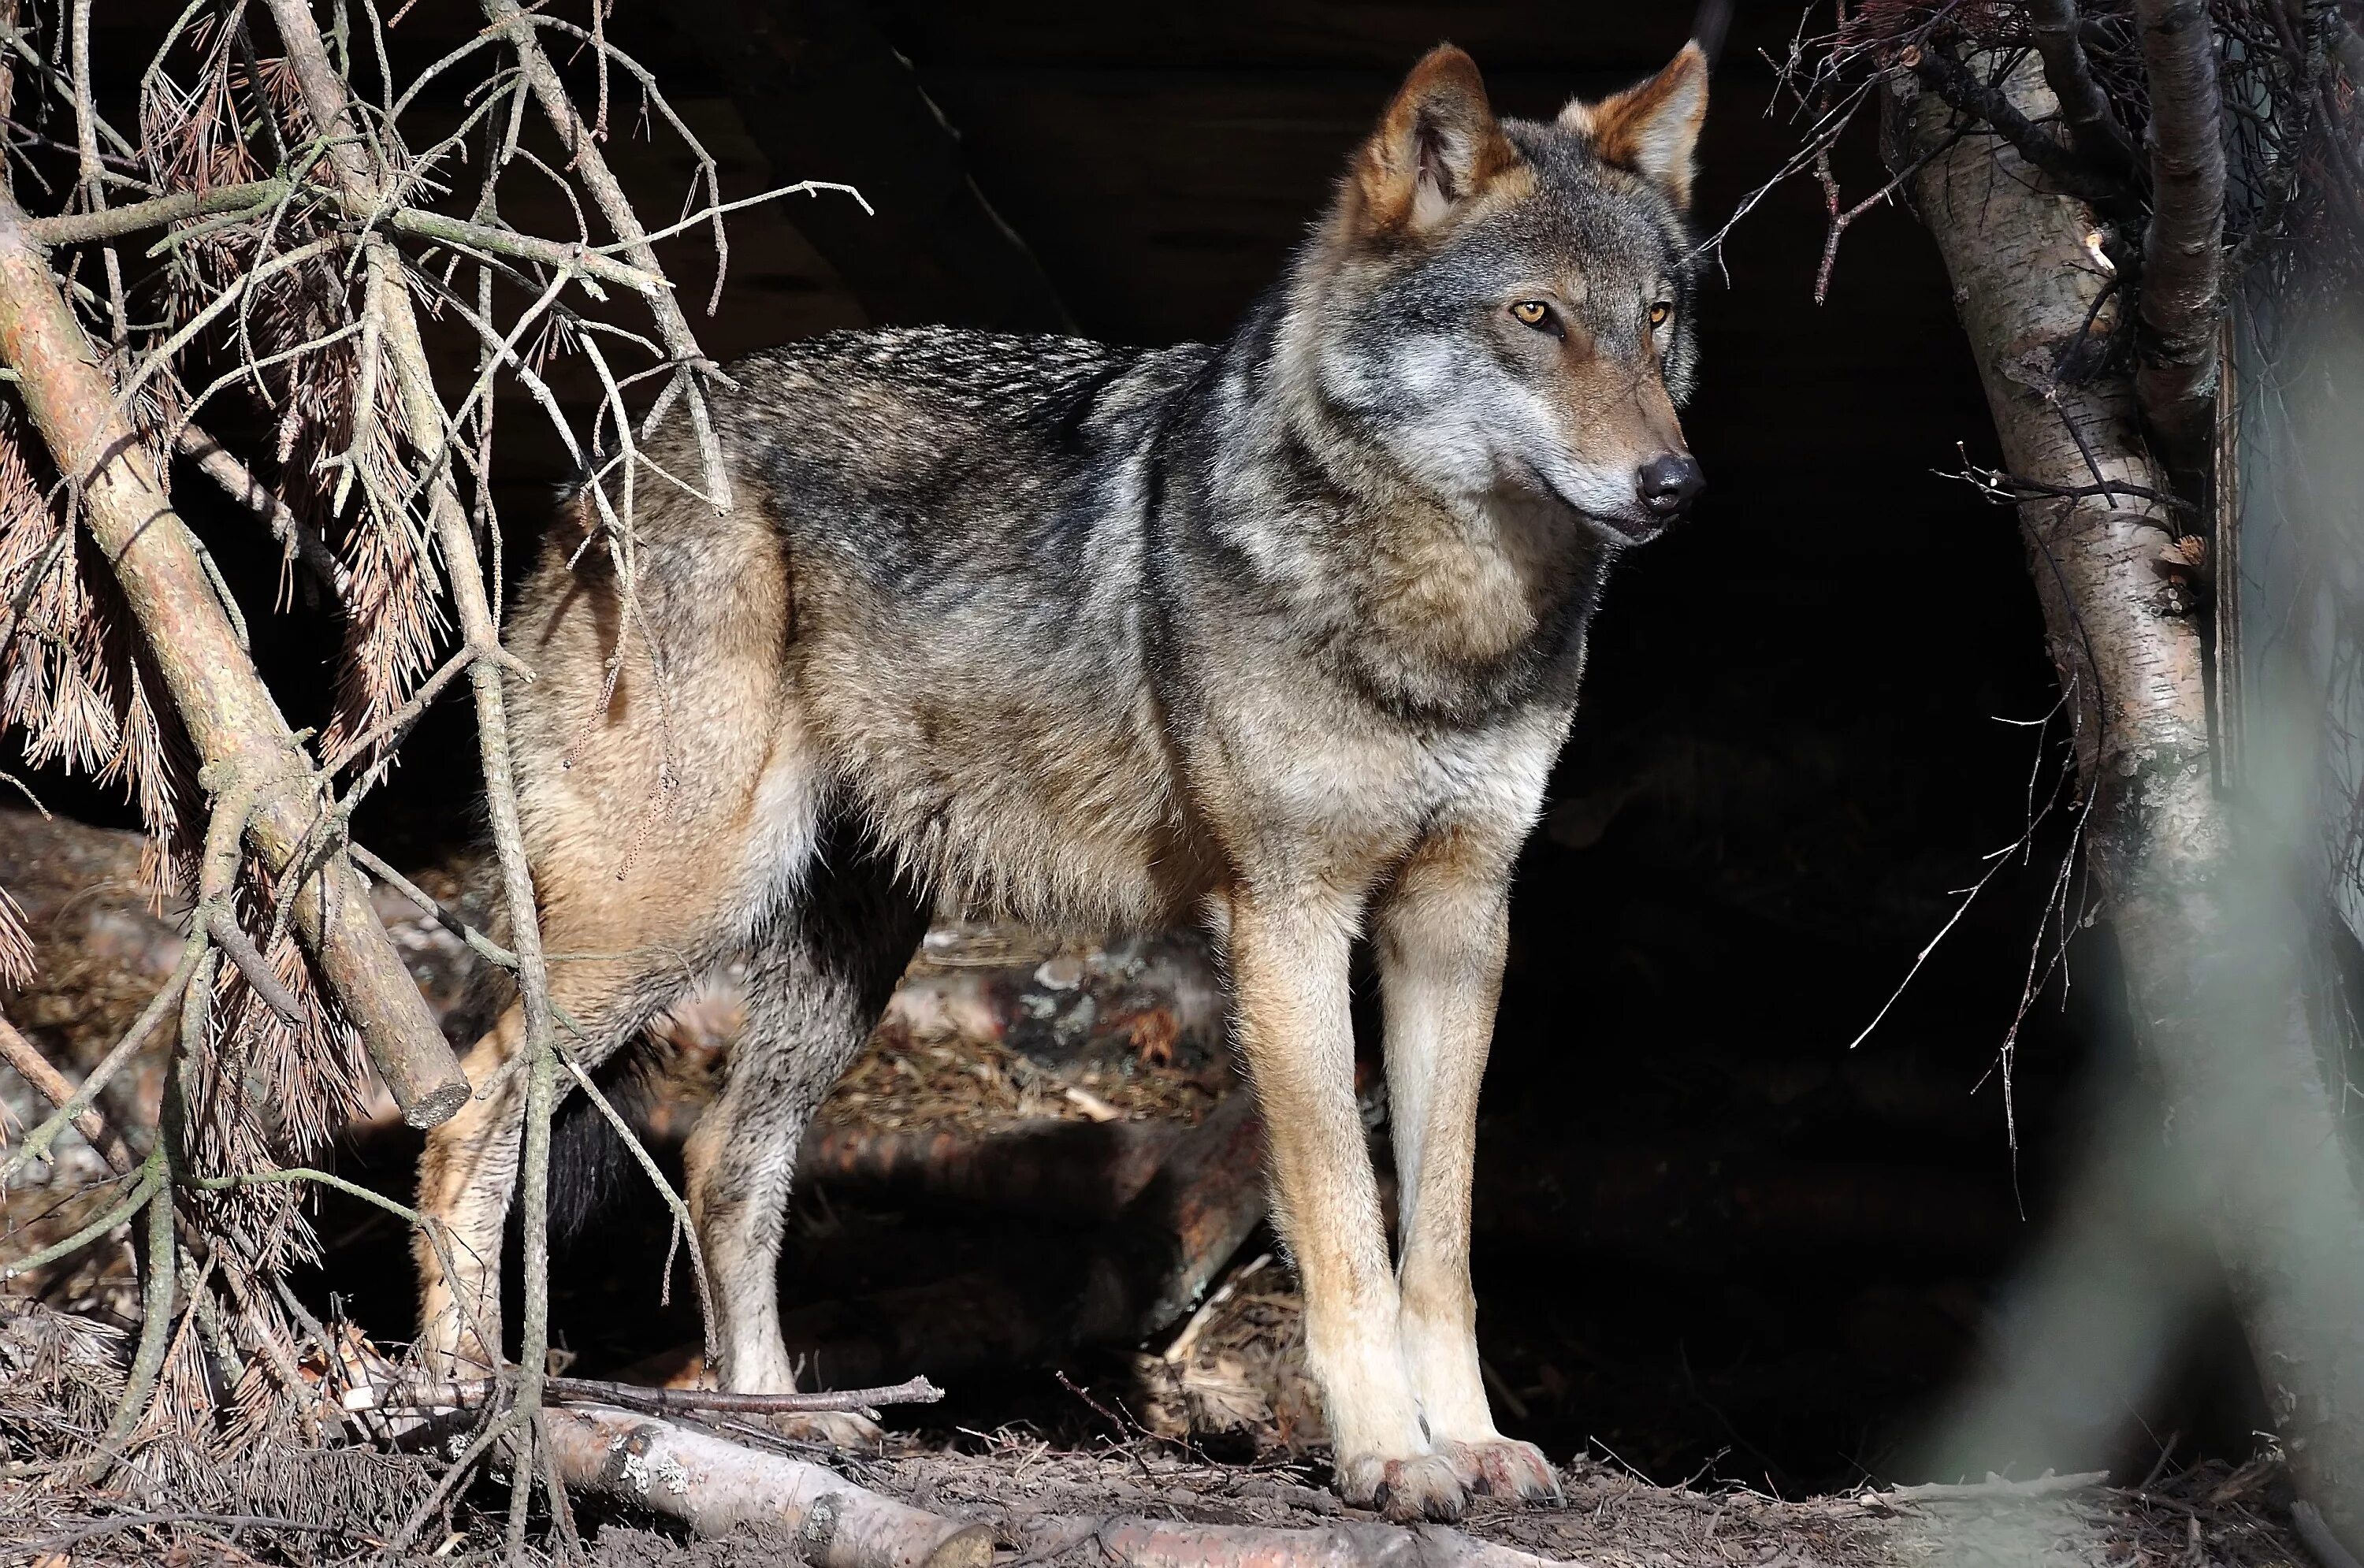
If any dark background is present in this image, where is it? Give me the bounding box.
[43,0,2258,1492]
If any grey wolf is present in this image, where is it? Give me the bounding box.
[415,41,1708,1522]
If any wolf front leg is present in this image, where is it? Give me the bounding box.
[1374,829,1562,1504]
[1228,885,1466,1522]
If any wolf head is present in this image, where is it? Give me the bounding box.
[1295,43,1708,544]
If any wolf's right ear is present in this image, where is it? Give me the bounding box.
[1351,45,1522,236]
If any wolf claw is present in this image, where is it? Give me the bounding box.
[1440,1437,1563,1503]
[1338,1451,1468,1522]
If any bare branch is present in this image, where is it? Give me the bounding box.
[479,0,733,511]
[0,937,199,1186]
[26,177,671,296]
[259,4,567,1538]
[344,1373,946,1418]
[1907,44,2133,210]
[2026,0,2138,177]
[0,1153,162,1280]
[202,905,305,1027]
[176,422,348,600]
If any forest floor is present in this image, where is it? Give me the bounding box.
[0,1429,2312,1568]
[0,811,2321,1566]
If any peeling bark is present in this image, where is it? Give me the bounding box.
[1895,55,2364,1552]
[2132,0,2227,462]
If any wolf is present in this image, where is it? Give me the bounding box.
[414,42,1708,1522]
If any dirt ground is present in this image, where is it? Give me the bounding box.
[0,818,2320,1566]
[0,1434,2314,1568]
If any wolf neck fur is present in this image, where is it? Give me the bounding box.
[1167,270,1610,721]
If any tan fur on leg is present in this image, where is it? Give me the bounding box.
[1228,886,1463,1522]
[1377,830,1560,1503]
[414,1006,529,1378]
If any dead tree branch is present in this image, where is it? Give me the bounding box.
[258,0,567,1541]
[343,1373,946,1419]
[0,186,466,1126]
[173,421,348,600]
[538,1404,995,1568]
[479,0,734,510]
[1907,43,2133,209]
[1875,1468,2111,1504]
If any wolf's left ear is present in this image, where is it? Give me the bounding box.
[1354,45,1522,236]
[1559,42,1709,209]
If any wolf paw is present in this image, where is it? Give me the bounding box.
[1439,1437,1563,1504]
[762,1409,883,1451]
[1336,1450,1468,1522]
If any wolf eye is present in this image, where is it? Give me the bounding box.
[1648,301,1673,328]
[1510,300,1555,330]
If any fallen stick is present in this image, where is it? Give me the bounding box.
[342,1372,943,1419]
[1013,1514,1574,1568]
[537,1403,992,1568]
[1873,1469,2111,1503]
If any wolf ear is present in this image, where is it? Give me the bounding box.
[1559,42,1708,209]
[1353,45,1522,236]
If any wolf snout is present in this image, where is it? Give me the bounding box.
[1637,453,1704,518]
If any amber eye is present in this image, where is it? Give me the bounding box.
[1648,300,1673,328]
[1510,300,1554,329]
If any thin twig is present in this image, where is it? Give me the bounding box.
[0,1153,163,1280]
[1,936,200,1186]
[346,1373,946,1418]
[1908,43,2133,208]
[176,421,349,600]
[0,1007,133,1172]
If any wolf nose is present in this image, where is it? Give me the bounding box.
[1637,454,1704,518]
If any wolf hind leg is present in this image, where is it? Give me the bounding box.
[414,1005,530,1379]
[414,799,760,1377]
[414,953,707,1377]
[682,816,926,1442]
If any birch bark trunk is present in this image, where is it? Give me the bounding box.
[1893,58,2364,1545]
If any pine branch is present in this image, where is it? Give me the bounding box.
[0,185,468,1128]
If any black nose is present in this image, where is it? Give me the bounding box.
[1637,453,1704,517]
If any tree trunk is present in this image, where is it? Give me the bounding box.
[1894,58,2364,1546]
